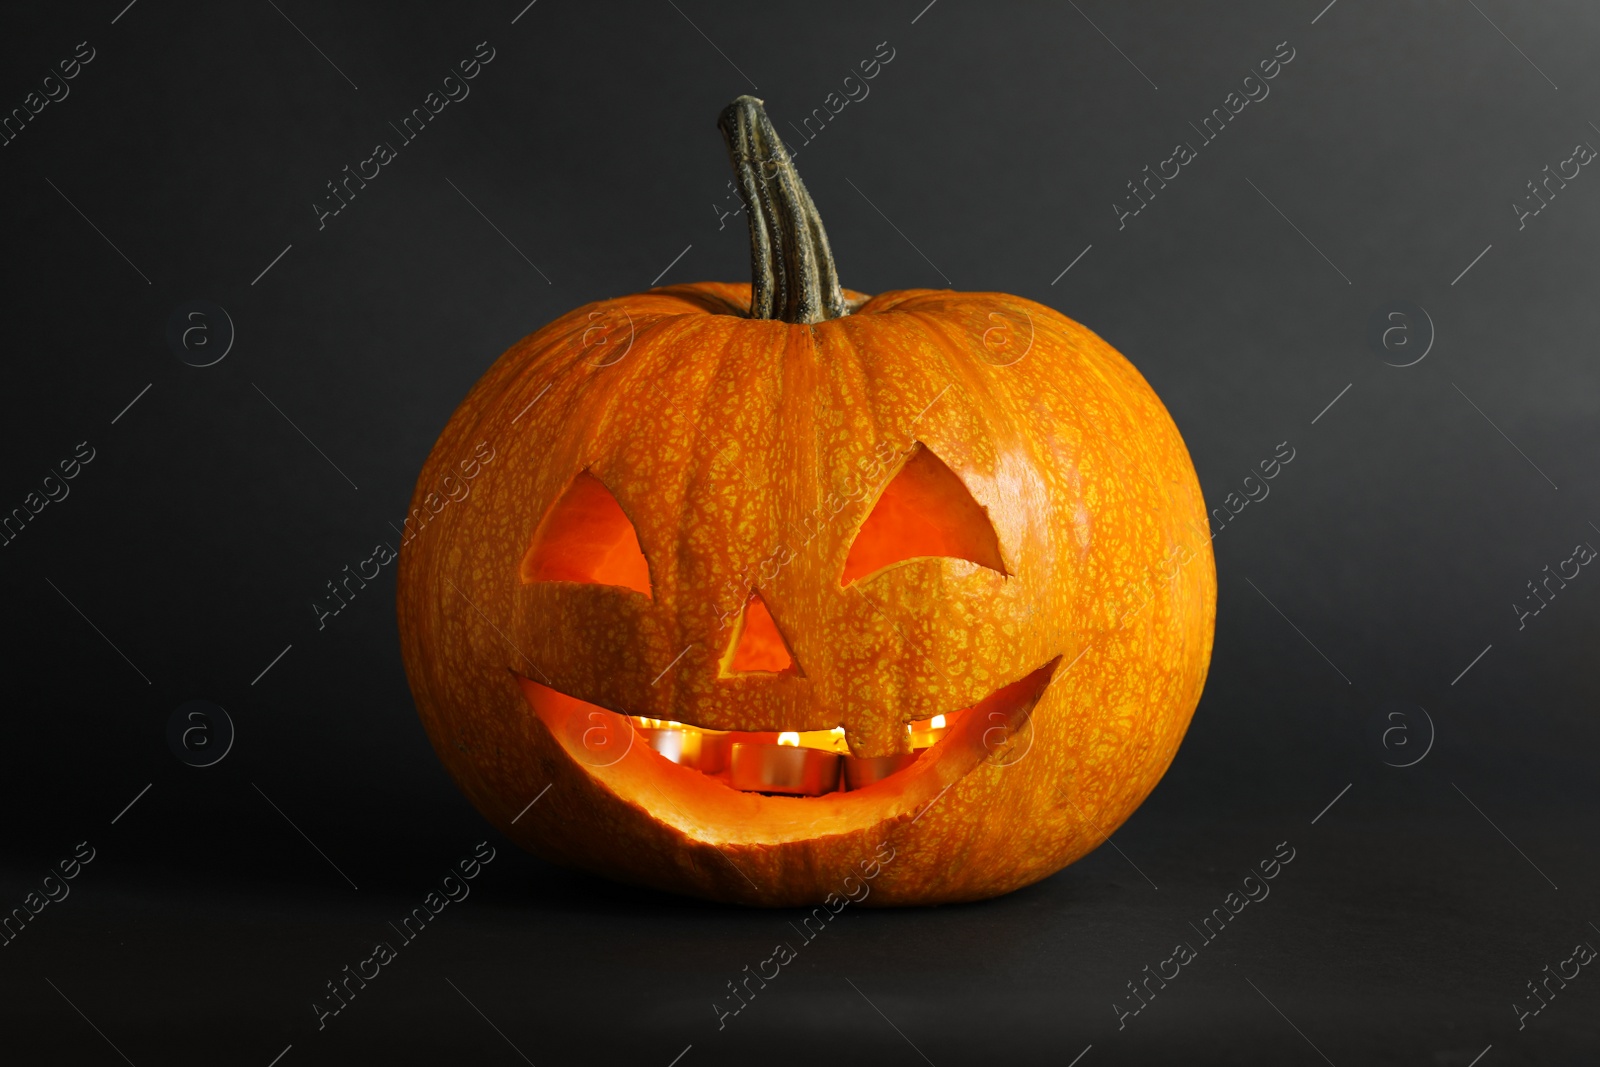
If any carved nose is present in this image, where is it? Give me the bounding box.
[718,591,800,676]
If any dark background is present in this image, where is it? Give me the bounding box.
[2,1,1597,1063]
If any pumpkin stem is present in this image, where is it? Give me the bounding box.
[718,95,847,324]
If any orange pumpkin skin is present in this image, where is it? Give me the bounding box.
[397,280,1215,906]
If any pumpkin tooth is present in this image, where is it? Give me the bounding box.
[627,710,961,795]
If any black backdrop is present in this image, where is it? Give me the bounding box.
[3,1,1598,1064]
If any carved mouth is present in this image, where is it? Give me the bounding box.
[517,659,1059,801]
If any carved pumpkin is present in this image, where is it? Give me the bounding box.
[397,97,1215,906]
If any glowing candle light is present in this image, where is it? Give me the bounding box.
[777,731,800,747]
[907,710,957,750]
[729,740,840,795]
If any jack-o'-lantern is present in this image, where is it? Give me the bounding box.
[397,96,1215,906]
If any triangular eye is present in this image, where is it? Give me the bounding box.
[719,591,798,675]
[841,444,1008,585]
[521,470,652,597]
